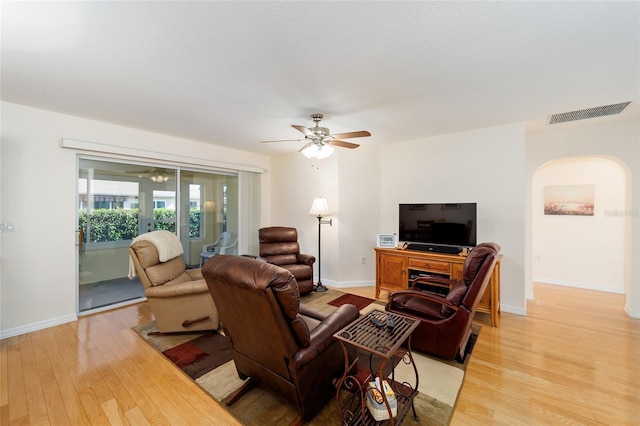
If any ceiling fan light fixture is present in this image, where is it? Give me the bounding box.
[149,173,169,183]
[301,142,334,159]
[316,144,334,159]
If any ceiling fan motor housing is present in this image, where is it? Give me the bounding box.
[309,114,329,139]
[311,127,330,138]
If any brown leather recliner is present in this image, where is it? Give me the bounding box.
[258,226,315,295]
[202,255,359,423]
[129,231,219,333]
[386,242,501,361]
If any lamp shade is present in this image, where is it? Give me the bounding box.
[309,197,330,216]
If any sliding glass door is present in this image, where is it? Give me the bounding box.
[78,158,238,313]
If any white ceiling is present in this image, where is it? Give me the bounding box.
[2,1,639,155]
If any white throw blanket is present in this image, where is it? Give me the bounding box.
[128,230,184,279]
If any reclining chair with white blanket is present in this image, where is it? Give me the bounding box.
[128,230,219,333]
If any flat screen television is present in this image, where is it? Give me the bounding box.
[399,203,477,248]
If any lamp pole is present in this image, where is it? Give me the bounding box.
[315,214,332,292]
[309,197,332,293]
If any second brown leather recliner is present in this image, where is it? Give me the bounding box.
[258,226,316,294]
[386,242,500,361]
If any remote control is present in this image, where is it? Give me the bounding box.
[386,316,395,330]
[370,316,384,327]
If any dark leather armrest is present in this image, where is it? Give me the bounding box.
[295,304,359,367]
[297,253,316,266]
[388,289,458,311]
[299,303,328,321]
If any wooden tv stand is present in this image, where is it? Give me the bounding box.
[374,247,501,327]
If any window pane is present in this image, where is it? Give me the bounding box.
[153,190,175,233]
[189,184,201,238]
[78,175,140,243]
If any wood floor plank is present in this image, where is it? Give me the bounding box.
[34,328,88,424]
[54,322,111,426]
[87,318,174,425]
[18,333,50,425]
[0,339,7,409]
[41,325,91,425]
[3,337,28,425]
[76,388,110,426]
[123,406,151,426]
[101,398,129,426]
[89,329,176,425]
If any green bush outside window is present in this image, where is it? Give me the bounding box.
[79,208,201,243]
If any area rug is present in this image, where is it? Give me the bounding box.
[327,292,376,311]
[133,288,478,425]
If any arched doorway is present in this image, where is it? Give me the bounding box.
[531,156,631,309]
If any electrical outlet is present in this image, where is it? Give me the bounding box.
[361,256,366,264]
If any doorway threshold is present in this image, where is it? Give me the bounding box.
[78,297,147,317]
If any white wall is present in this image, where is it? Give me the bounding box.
[337,144,380,285]
[0,102,271,337]
[268,143,380,287]
[526,117,640,317]
[379,123,527,314]
[532,158,625,292]
[268,151,339,278]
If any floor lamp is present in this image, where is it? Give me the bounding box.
[309,197,332,292]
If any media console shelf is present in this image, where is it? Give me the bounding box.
[374,247,502,327]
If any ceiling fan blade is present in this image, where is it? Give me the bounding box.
[260,138,305,143]
[328,140,360,149]
[331,130,371,139]
[292,125,314,136]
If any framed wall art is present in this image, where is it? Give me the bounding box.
[543,184,594,216]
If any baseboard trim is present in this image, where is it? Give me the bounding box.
[501,304,527,316]
[328,280,375,289]
[0,314,77,340]
[312,276,375,289]
[624,304,640,319]
[534,277,625,294]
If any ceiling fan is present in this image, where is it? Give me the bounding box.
[261,114,371,158]
[125,168,173,183]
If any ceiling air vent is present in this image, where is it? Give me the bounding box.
[549,102,631,124]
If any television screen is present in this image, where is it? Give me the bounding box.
[399,203,477,247]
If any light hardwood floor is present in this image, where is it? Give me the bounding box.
[1,284,638,425]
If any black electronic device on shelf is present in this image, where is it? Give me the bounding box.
[399,203,476,254]
[405,242,462,254]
